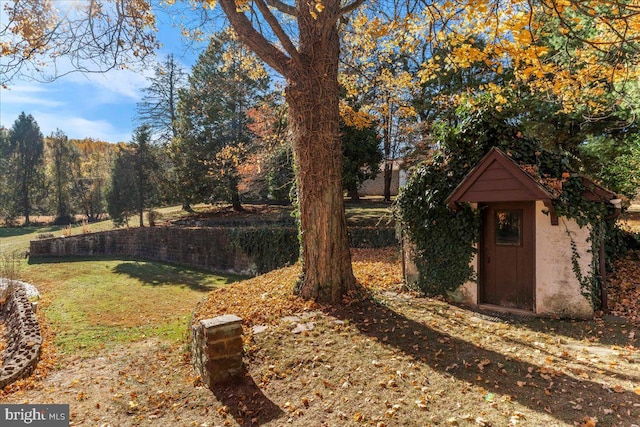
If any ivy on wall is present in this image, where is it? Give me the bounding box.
[396,154,481,296]
[229,225,397,275]
[397,108,627,307]
[229,227,299,274]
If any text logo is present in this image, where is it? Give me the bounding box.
[0,405,69,426]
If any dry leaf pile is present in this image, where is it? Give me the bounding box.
[2,246,639,426]
[194,247,402,328]
[606,250,640,324]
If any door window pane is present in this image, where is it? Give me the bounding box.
[495,210,521,245]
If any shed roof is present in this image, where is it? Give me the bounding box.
[446,147,554,210]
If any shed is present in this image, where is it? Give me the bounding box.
[407,147,620,318]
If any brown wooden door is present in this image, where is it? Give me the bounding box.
[481,202,535,311]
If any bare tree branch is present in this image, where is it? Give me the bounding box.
[218,0,293,76]
[254,0,303,66]
[1,0,158,86]
[265,0,296,16]
[340,0,367,17]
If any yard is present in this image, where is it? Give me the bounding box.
[0,204,638,426]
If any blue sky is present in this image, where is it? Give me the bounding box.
[0,10,202,143]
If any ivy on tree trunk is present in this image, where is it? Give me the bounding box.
[219,0,362,303]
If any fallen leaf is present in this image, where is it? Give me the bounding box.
[580,416,598,427]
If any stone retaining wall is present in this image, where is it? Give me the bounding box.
[0,283,42,389]
[30,227,260,275]
[29,226,397,275]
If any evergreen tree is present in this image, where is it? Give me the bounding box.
[173,30,269,211]
[107,148,137,227]
[46,129,78,224]
[8,112,44,225]
[107,126,159,227]
[131,125,158,226]
[0,127,15,223]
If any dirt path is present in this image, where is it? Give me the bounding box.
[1,338,232,426]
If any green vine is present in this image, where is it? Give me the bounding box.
[564,221,602,309]
[397,108,623,308]
[396,156,481,296]
[228,224,397,276]
[229,227,299,274]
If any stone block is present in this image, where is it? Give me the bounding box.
[192,315,244,388]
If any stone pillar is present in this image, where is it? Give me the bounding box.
[192,314,244,387]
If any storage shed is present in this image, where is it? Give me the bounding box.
[405,147,620,318]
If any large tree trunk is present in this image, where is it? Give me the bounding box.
[382,110,392,202]
[286,7,357,303]
[287,73,357,302]
[219,0,359,304]
[22,175,30,226]
[383,161,393,202]
[229,177,243,212]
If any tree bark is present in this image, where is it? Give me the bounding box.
[285,5,357,303]
[220,0,358,303]
[287,71,357,302]
[348,187,360,201]
[229,177,243,212]
[384,161,393,202]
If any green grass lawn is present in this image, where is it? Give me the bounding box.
[23,258,244,355]
[0,217,244,356]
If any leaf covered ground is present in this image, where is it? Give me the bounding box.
[1,247,639,426]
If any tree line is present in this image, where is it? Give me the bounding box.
[0,31,383,227]
[0,115,118,226]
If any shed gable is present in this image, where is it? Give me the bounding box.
[447,147,553,210]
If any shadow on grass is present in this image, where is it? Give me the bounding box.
[112,261,243,292]
[324,298,640,426]
[211,373,284,426]
[452,304,636,348]
[0,225,61,239]
[27,256,244,292]
[513,316,637,347]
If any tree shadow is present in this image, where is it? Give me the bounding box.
[0,225,61,239]
[515,315,638,347]
[439,309,640,383]
[27,256,120,265]
[28,256,244,292]
[323,298,640,425]
[210,373,284,426]
[448,302,637,348]
[112,261,243,292]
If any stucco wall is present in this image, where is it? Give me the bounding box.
[358,169,400,197]
[534,201,593,318]
[405,201,595,318]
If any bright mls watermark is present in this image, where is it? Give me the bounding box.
[0,405,69,426]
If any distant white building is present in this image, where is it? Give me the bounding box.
[358,159,405,197]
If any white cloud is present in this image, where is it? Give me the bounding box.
[0,85,64,107]
[37,112,131,142]
[65,67,152,102]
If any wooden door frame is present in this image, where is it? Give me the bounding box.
[478,201,536,311]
